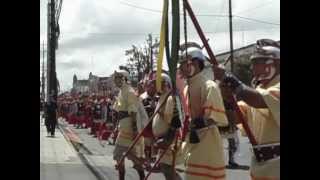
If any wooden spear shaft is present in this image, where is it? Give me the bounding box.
[183,0,258,146]
[117,91,172,166]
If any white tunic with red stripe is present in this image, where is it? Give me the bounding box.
[152,92,184,166]
[183,71,228,180]
[113,84,144,158]
[237,75,280,180]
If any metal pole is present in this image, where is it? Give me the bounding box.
[42,41,45,101]
[183,0,218,65]
[47,3,51,103]
[229,0,234,73]
[50,0,57,101]
[47,0,57,125]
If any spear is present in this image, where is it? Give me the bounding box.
[145,0,182,178]
[117,0,171,169]
[144,0,182,179]
[169,0,181,179]
[117,91,171,167]
[182,0,258,146]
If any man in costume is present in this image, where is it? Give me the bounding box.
[76,96,85,128]
[214,39,280,180]
[112,69,146,180]
[152,73,183,180]
[139,73,158,164]
[179,48,228,180]
[180,42,247,169]
[91,96,103,137]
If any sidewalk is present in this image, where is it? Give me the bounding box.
[59,118,164,180]
[59,118,251,180]
[40,116,98,180]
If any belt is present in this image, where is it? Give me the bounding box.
[190,118,216,130]
[118,111,130,120]
[253,143,280,162]
[188,118,216,144]
[196,124,216,133]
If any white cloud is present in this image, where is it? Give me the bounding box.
[41,0,280,90]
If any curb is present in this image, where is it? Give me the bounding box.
[78,153,110,180]
[58,119,109,180]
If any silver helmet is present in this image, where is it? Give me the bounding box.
[250,39,280,61]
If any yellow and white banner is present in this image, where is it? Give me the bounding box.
[156,0,168,92]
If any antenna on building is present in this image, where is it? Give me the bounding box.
[91,56,93,73]
[242,26,245,46]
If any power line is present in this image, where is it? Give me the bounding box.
[119,0,279,26]
[52,0,279,40]
[119,1,228,18]
[119,1,162,13]
[60,32,160,36]
[58,31,220,38]
[56,25,279,38]
[234,15,280,26]
[213,0,227,34]
[234,0,277,15]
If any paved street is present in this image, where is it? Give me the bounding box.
[58,119,165,180]
[40,116,98,180]
[58,117,251,180]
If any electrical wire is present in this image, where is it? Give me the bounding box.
[234,15,279,26]
[234,0,277,15]
[119,0,228,18]
[119,0,279,26]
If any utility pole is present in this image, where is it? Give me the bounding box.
[228,0,234,73]
[47,0,57,102]
[42,41,45,101]
[46,3,50,103]
[47,0,58,129]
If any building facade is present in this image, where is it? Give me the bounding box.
[72,72,117,97]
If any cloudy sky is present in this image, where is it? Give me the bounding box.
[40,0,279,91]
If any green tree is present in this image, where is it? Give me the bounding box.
[233,54,253,86]
[124,34,159,85]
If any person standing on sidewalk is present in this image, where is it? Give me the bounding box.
[213,39,280,180]
[45,93,58,137]
[179,48,229,180]
[112,69,145,180]
[43,101,49,135]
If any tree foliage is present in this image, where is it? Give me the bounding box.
[233,54,253,86]
[124,34,159,85]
